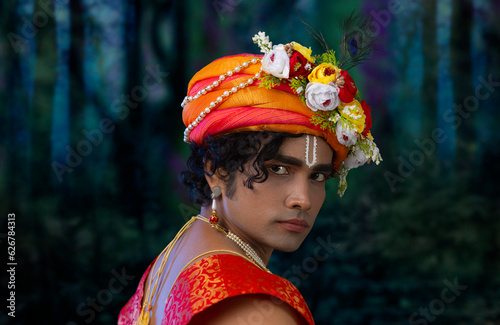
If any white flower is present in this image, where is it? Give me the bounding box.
[343,146,369,170]
[305,62,312,71]
[335,122,357,147]
[340,103,363,120]
[296,86,303,94]
[305,82,341,111]
[261,44,290,78]
[328,113,341,123]
[252,31,273,54]
[371,146,380,163]
[366,139,382,165]
[252,31,267,42]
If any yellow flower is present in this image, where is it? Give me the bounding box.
[292,42,315,63]
[338,100,366,133]
[308,63,341,85]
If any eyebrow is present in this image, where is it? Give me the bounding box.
[272,154,334,173]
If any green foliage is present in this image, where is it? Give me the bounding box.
[310,110,339,133]
[354,89,362,101]
[336,166,348,196]
[314,49,338,65]
[289,76,308,102]
[257,74,284,89]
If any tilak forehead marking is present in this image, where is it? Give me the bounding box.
[305,135,318,168]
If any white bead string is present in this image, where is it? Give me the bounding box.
[195,215,270,273]
[226,231,269,273]
[182,58,262,143]
[181,57,260,107]
[305,135,318,168]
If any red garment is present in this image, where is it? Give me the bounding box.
[118,254,315,325]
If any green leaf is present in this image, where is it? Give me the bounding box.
[355,89,362,101]
[257,74,284,89]
[314,49,338,66]
[289,77,308,102]
[310,110,339,133]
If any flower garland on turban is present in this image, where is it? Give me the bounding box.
[253,32,381,195]
[181,30,382,196]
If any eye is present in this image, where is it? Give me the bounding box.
[311,173,327,182]
[269,165,288,175]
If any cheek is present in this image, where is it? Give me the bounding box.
[312,185,327,209]
[249,185,282,207]
[230,176,280,208]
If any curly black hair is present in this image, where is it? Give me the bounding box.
[179,131,304,206]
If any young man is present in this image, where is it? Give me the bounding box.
[119,30,381,325]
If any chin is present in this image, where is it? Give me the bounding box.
[274,240,304,253]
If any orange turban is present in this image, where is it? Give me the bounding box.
[182,53,349,167]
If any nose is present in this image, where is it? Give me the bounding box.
[284,177,312,211]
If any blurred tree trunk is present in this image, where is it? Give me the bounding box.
[171,0,187,136]
[67,0,103,285]
[113,0,146,228]
[478,0,500,197]
[150,0,186,139]
[28,0,59,318]
[477,0,500,301]
[421,0,438,140]
[0,2,29,213]
[30,6,57,197]
[68,0,85,128]
[450,0,475,174]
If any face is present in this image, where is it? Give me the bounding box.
[213,135,334,255]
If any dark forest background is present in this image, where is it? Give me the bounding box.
[1,0,500,324]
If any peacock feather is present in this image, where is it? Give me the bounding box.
[337,10,380,71]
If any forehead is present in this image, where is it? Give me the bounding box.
[278,135,333,164]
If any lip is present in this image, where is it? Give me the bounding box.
[278,219,309,233]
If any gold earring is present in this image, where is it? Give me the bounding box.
[210,187,222,227]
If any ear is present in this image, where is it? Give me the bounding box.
[203,158,227,195]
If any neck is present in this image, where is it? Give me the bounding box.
[199,206,272,266]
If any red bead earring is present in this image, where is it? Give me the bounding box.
[210,187,222,227]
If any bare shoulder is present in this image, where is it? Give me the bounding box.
[188,294,309,325]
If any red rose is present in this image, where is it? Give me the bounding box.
[289,51,313,78]
[338,70,357,103]
[360,100,372,136]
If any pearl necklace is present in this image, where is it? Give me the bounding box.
[196,215,271,273]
